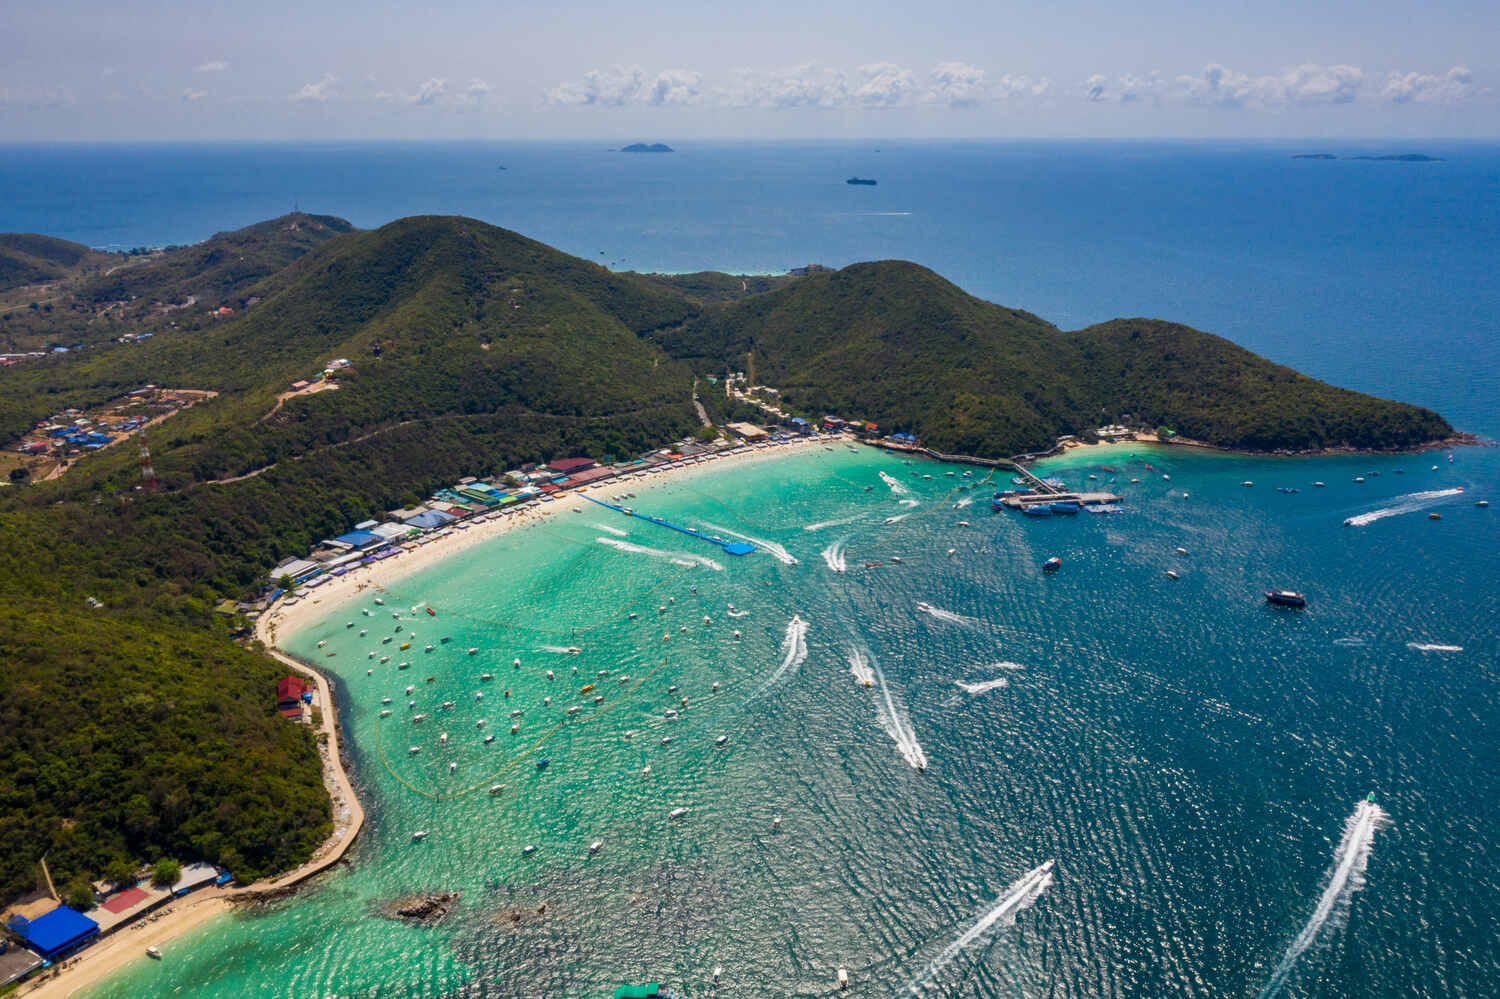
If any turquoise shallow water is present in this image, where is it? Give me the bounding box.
[85,442,1500,998]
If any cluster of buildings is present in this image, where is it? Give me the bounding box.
[0,863,230,987]
[11,387,204,461]
[253,429,851,621]
[287,357,350,394]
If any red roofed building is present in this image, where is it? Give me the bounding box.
[277,676,307,720]
[546,456,595,475]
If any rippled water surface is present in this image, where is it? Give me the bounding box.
[85,442,1500,998]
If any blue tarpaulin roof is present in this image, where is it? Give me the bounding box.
[17,906,99,958]
[404,510,456,530]
[333,531,383,550]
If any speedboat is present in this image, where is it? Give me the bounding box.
[481,673,494,681]
[411,830,427,841]
[484,734,495,743]
[715,735,729,746]
[589,839,603,855]
[1043,557,1062,572]
[668,807,690,820]
[146,946,162,960]
[424,644,434,652]
[1265,590,1307,608]
[467,648,478,655]
[380,709,392,717]
[489,783,504,794]
[383,697,393,704]
[522,845,537,857]
[1166,570,1179,580]
[374,598,384,605]
[536,758,550,770]
[408,746,421,755]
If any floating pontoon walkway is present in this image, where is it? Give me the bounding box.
[582,495,758,556]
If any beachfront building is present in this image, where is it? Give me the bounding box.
[545,456,596,476]
[7,906,99,962]
[277,676,310,720]
[170,863,220,897]
[726,422,768,441]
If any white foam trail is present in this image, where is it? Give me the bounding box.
[821,539,848,573]
[847,648,874,687]
[879,471,910,495]
[804,513,864,532]
[955,496,975,508]
[1257,799,1390,999]
[1343,487,1464,526]
[900,862,1055,995]
[701,522,798,565]
[884,513,911,524]
[753,616,809,695]
[727,608,751,618]
[917,602,980,626]
[1407,642,1463,652]
[591,522,628,537]
[539,645,578,654]
[1332,637,1366,647]
[871,656,928,770]
[595,536,723,572]
[899,498,921,507]
[956,678,1009,696]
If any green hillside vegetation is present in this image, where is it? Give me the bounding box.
[655,260,1452,454]
[633,270,800,303]
[0,214,1454,903]
[0,234,107,293]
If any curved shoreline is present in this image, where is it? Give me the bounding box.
[20,434,837,998]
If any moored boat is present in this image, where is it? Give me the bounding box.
[1043,556,1062,572]
[1265,590,1307,608]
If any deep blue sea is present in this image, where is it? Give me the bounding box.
[6,141,1497,998]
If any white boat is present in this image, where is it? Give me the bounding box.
[522,845,537,856]
[1242,481,1254,487]
[382,696,393,704]
[661,736,673,746]
[1314,481,1326,487]
[715,735,729,746]
[712,681,721,690]
[467,648,479,655]
[359,629,367,637]
[485,734,495,743]
[489,784,504,794]
[475,692,483,701]
[714,964,723,982]
[380,655,389,663]
[589,839,603,855]
[449,761,457,772]
[439,732,448,744]
[405,685,414,694]
[412,713,425,722]
[379,709,392,718]
[511,709,523,717]
[1166,570,1179,579]
[316,640,326,648]
[1355,476,1366,483]
[1175,547,1189,555]
[409,746,421,755]
[146,946,163,959]
[476,719,486,728]
[374,598,384,605]
[772,815,782,830]
[838,967,849,989]
[641,765,651,777]
[424,644,434,652]
[480,673,493,681]
[668,807,690,820]
[546,670,555,680]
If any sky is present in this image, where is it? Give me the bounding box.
[2,0,1496,140]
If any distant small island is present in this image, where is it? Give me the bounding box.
[846,177,878,186]
[1292,153,1443,162]
[621,143,673,153]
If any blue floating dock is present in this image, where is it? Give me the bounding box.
[582,495,757,556]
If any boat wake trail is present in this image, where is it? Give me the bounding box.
[1256,798,1390,999]
[900,861,1056,995]
[879,471,911,495]
[1343,488,1464,527]
[884,513,911,524]
[539,645,580,654]
[847,648,874,687]
[727,608,751,618]
[821,539,848,573]
[899,498,921,507]
[955,496,975,508]
[595,536,723,571]
[1407,642,1463,653]
[916,602,980,626]
[701,523,799,565]
[751,616,809,697]
[804,513,864,532]
[870,654,928,770]
[956,677,1009,696]
[591,522,628,537]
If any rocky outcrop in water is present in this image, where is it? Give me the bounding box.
[379,891,460,925]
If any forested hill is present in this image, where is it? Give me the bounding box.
[0,214,1454,906]
[655,259,1453,454]
[0,234,109,293]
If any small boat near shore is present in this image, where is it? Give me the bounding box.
[668,806,690,820]
[146,946,162,960]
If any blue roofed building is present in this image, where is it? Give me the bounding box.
[403,509,457,531]
[11,905,99,960]
[331,530,385,551]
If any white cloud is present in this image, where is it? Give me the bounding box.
[1173,63,1363,108]
[195,60,229,73]
[645,69,701,106]
[1382,65,1476,104]
[0,86,73,109]
[459,78,492,104]
[852,62,917,107]
[928,62,988,107]
[1280,63,1363,104]
[1083,72,1162,104]
[1084,74,1108,102]
[723,63,849,108]
[409,78,446,106]
[546,65,648,106]
[373,90,396,103]
[181,88,208,102]
[291,73,337,103]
